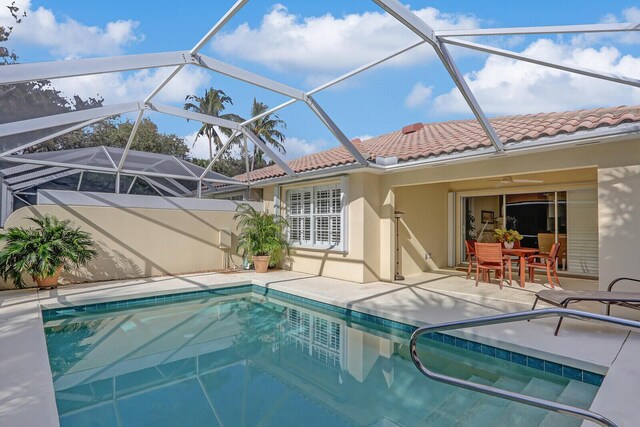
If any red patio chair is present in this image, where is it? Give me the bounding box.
[527,242,561,288]
[465,239,476,279]
[475,242,512,289]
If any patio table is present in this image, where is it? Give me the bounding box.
[502,247,539,287]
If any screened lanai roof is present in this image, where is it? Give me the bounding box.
[0,0,638,189]
[0,147,242,195]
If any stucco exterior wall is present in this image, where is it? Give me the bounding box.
[263,137,640,284]
[394,183,449,276]
[276,174,382,283]
[1,203,244,290]
[598,166,640,317]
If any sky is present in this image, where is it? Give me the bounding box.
[2,0,640,160]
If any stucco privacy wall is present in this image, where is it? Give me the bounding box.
[0,191,260,290]
[599,165,640,318]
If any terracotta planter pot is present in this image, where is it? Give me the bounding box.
[34,265,63,289]
[252,256,270,273]
[503,241,515,249]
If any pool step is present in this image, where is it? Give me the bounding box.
[453,375,530,426]
[492,377,566,426]
[420,375,495,426]
[538,380,600,427]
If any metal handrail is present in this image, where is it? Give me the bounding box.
[409,308,640,427]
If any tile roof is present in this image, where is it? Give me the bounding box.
[239,105,640,183]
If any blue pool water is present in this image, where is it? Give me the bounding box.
[43,288,600,427]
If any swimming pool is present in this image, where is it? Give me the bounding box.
[43,286,601,427]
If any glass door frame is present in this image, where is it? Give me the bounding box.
[456,183,596,268]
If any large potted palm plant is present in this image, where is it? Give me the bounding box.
[0,215,97,289]
[233,203,289,273]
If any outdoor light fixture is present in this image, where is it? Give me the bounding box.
[394,210,405,281]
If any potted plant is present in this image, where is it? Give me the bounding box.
[0,215,97,289]
[494,228,523,249]
[233,203,289,273]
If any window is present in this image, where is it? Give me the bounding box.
[286,182,345,250]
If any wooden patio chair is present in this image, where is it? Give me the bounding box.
[527,242,561,288]
[465,239,476,279]
[474,242,512,289]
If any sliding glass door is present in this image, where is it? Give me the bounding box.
[462,188,597,276]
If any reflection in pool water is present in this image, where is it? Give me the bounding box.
[44,293,598,427]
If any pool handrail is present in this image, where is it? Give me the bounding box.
[409,307,640,427]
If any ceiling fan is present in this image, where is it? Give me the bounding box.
[486,176,544,185]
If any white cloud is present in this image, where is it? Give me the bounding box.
[433,38,640,115]
[405,82,433,108]
[280,137,328,161]
[212,4,480,76]
[187,133,324,163]
[354,134,373,141]
[2,0,142,59]
[50,65,210,105]
[185,128,234,160]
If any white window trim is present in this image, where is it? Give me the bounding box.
[285,178,348,252]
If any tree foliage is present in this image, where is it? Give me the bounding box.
[184,88,243,160]
[25,117,190,158]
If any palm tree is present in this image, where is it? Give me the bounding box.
[237,98,287,172]
[184,88,242,160]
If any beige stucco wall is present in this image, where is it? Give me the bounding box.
[598,165,640,317]
[263,137,640,284]
[394,183,449,276]
[1,204,243,290]
[275,174,382,283]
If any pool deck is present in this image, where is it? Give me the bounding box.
[1,269,638,426]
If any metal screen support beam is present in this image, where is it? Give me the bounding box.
[145,0,249,103]
[5,166,66,184]
[198,130,241,180]
[118,110,145,172]
[435,22,640,37]
[435,41,504,151]
[440,37,640,88]
[194,54,306,100]
[0,51,197,86]
[0,118,104,157]
[77,171,84,191]
[371,0,504,152]
[240,40,428,128]
[140,176,179,197]
[0,102,143,139]
[10,170,81,192]
[242,128,296,176]
[244,136,251,185]
[197,180,202,198]
[127,176,137,194]
[305,96,369,165]
[146,103,241,130]
[372,0,435,42]
[0,156,243,185]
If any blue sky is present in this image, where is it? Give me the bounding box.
[2,0,639,160]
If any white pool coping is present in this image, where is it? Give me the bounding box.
[1,270,638,426]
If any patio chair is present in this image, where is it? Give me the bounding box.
[464,239,476,279]
[527,242,561,288]
[532,277,640,335]
[474,242,512,289]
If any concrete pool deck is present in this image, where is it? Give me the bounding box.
[1,269,638,426]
